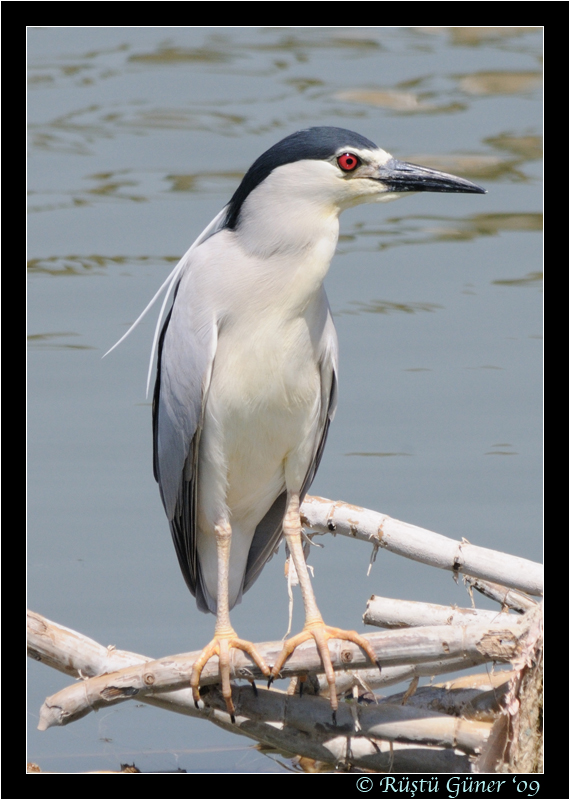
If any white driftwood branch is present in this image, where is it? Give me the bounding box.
[26,609,492,704]
[27,610,152,677]
[27,611,486,728]
[29,611,480,771]
[463,576,537,613]
[316,654,492,697]
[204,683,492,755]
[32,609,526,732]
[29,608,540,772]
[380,670,514,721]
[363,595,514,629]
[300,496,543,596]
[203,688,474,772]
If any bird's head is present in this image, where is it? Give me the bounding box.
[225,126,486,232]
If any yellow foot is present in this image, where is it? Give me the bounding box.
[269,621,380,719]
[191,629,270,721]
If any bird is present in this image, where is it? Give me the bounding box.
[114,126,485,721]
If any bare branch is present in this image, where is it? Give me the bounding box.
[301,496,543,596]
[203,688,474,772]
[380,670,515,720]
[32,609,527,731]
[27,610,152,677]
[463,577,537,613]
[204,683,492,755]
[363,596,514,629]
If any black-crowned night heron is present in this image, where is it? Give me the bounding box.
[112,127,485,721]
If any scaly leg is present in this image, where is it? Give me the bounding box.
[190,521,270,721]
[270,494,380,718]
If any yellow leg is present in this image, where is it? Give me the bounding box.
[270,494,380,718]
[191,522,270,721]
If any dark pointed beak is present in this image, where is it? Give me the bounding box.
[377,158,486,194]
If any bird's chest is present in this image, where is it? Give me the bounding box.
[207,313,321,459]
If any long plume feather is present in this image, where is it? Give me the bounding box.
[103,206,229,397]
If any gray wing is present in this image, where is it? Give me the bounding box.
[152,277,217,609]
[242,303,338,595]
[152,212,228,609]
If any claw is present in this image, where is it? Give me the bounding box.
[250,680,258,697]
[190,631,270,718]
[270,620,378,719]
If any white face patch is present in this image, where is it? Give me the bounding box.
[326,147,401,208]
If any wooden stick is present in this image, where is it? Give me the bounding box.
[315,655,492,696]
[29,611,478,771]
[27,610,152,677]
[301,496,543,596]
[380,670,514,721]
[204,683,492,756]
[363,595,514,629]
[463,576,537,613]
[32,610,526,731]
[202,689,473,772]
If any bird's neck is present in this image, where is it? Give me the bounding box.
[233,161,343,265]
[235,199,340,260]
[234,203,339,314]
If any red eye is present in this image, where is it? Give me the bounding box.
[337,153,360,172]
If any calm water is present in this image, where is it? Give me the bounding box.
[28,27,542,773]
